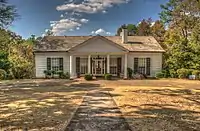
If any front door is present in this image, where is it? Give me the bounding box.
[92,56,106,76]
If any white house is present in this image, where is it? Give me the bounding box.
[34,29,165,79]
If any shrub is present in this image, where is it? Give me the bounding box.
[64,72,70,79]
[155,71,164,78]
[169,69,178,78]
[6,70,14,80]
[177,68,190,79]
[51,70,56,78]
[161,70,170,78]
[59,71,70,79]
[104,74,112,80]
[43,70,52,78]
[0,69,7,80]
[57,70,64,78]
[192,70,200,79]
[84,74,93,81]
[127,68,133,78]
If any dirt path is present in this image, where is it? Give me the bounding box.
[65,89,131,131]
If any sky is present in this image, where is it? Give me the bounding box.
[9,0,168,38]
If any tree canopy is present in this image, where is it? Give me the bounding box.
[115,0,200,78]
[0,0,18,28]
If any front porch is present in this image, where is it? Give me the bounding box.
[69,54,128,79]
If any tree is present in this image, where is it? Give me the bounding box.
[160,0,200,40]
[44,29,54,36]
[0,0,18,28]
[137,18,152,36]
[160,0,200,77]
[116,24,126,36]
[126,24,137,36]
[151,20,166,44]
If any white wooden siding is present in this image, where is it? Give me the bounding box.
[127,52,163,77]
[35,52,70,78]
[74,38,124,53]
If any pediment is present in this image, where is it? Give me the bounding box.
[70,36,127,53]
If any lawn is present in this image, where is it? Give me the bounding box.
[0,79,93,131]
[1,79,200,131]
[103,79,200,131]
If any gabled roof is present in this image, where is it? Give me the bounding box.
[34,35,165,52]
[69,35,129,52]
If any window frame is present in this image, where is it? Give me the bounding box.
[134,57,151,75]
[47,57,64,72]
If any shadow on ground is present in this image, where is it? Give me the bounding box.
[116,88,200,131]
[65,90,130,131]
[0,80,109,130]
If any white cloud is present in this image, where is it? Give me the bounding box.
[91,28,111,35]
[46,0,129,35]
[106,32,111,35]
[51,18,82,35]
[102,10,107,14]
[76,27,80,30]
[80,18,89,23]
[56,0,129,14]
[49,17,89,35]
[45,29,49,32]
[71,12,82,16]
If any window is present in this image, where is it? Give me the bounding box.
[80,58,88,74]
[110,58,117,75]
[134,57,151,75]
[138,58,146,74]
[47,58,63,71]
[52,58,60,71]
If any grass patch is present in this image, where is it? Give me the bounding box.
[0,80,88,131]
[105,79,200,131]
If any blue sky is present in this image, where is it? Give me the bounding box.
[9,0,168,38]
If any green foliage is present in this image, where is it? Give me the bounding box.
[177,68,191,79]
[0,51,10,71]
[156,70,170,78]
[9,54,33,79]
[127,68,133,78]
[160,0,200,79]
[126,24,137,36]
[104,74,112,80]
[0,0,18,28]
[56,71,70,79]
[0,69,6,80]
[155,71,165,79]
[44,70,52,78]
[169,69,177,78]
[51,70,56,78]
[84,74,93,81]
[192,70,200,79]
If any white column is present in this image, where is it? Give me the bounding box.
[107,55,110,74]
[124,53,128,79]
[70,55,73,79]
[88,55,91,74]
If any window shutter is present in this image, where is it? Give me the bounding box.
[117,58,122,76]
[47,58,51,70]
[146,58,151,76]
[59,58,64,71]
[105,58,107,74]
[90,57,92,74]
[134,58,138,73]
[76,57,80,73]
